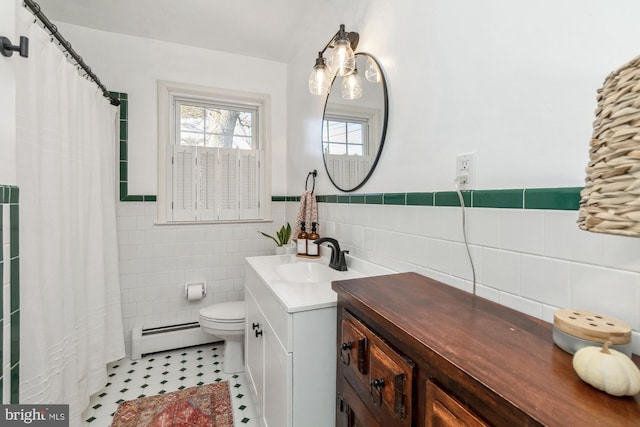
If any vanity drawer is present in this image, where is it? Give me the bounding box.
[340,310,414,427]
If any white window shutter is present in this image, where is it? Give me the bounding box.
[198,147,217,221]
[239,150,262,219]
[360,156,372,184]
[171,145,197,221]
[345,157,359,189]
[219,148,239,220]
[325,155,343,188]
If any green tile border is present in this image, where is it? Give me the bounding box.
[276,187,583,211]
[383,193,405,205]
[406,192,434,206]
[0,200,2,405]
[473,189,523,209]
[524,187,582,211]
[435,191,472,207]
[0,185,20,404]
[349,194,365,204]
[110,92,157,203]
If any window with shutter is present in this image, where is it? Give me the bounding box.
[322,111,375,190]
[158,81,270,223]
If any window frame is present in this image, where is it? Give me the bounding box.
[157,80,271,224]
[322,103,380,158]
[322,115,369,156]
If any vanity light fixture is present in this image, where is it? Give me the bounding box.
[308,24,359,96]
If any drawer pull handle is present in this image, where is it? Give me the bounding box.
[340,342,352,366]
[254,328,263,337]
[370,378,385,406]
[252,322,260,330]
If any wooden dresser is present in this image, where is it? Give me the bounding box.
[332,272,640,426]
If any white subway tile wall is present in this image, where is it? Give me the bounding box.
[295,202,640,355]
[116,201,286,355]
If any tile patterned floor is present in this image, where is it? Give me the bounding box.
[81,343,258,426]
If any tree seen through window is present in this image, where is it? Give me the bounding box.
[179,103,254,149]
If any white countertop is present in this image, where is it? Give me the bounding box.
[245,254,394,313]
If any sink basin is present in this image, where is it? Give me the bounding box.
[245,254,394,312]
[275,261,342,283]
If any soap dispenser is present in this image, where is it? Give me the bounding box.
[307,222,320,257]
[297,221,308,255]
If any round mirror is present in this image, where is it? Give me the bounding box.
[322,52,388,192]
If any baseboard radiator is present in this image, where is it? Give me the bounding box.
[131,322,219,360]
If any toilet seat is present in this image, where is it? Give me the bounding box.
[200,301,245,322]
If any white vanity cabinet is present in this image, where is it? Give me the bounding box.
[245,259,338,427]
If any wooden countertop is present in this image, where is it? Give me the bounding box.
[332,272,640,426]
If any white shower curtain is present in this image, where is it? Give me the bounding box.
[15,7,125,425]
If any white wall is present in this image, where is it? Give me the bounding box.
[287,0,640,193]
[0,0,17,185]
[285,0,640,352]
[55,23,288,195]
[117,201,284,355]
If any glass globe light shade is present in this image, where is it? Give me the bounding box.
[365,56,381,83]
[341,70,362,100]
[308,55,332,95]
[331,38,355,77]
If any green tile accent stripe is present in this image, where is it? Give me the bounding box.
[365,193,383,204]
[524,187,582,211]
[383,193,406,205]
[279,187,583,211]
[111,92,157,203]
[435,191,472,207]
[474,189,523,209]
[406,192,434,206]
[350,195,365,204]
[0,185,20,404]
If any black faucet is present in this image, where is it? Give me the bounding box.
[313,237,349,271]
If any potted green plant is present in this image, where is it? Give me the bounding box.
[259,223,294,254]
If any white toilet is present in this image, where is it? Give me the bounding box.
[199,301,246,373]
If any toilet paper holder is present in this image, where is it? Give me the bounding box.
[185,282,207,299]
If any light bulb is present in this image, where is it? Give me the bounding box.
[365,56,380,83]
[331,38,355,77]
[308,54,331,95]
[341,70,362,100]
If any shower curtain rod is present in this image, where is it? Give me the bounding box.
[23,0,121,106]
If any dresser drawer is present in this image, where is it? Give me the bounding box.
[340,318,369,376]
[426,380,488,427]
[341,382,382,427]
[340,310,414,427]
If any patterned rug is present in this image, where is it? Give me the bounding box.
[110,382,234,427]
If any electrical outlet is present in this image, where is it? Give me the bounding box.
[456,152,476,188]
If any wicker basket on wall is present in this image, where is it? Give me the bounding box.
[578,55,640,237]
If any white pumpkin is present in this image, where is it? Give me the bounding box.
[573,341,640,396]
